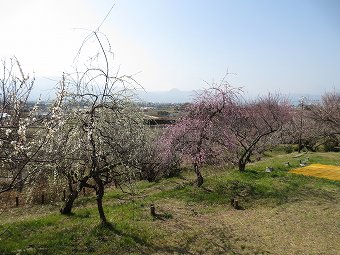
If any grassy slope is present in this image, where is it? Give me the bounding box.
[0,152,339,255]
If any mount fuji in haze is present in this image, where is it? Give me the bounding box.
[31,77,322,104]
[31,77,195,103]
[136,88,194,103]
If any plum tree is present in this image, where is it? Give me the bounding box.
[163,82,292,185]
[0,58,63,194]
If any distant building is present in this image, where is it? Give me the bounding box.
[0,112,10,118]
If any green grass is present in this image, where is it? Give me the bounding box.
[1,151,339,254]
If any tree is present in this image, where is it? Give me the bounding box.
[53,99,145,221]
[163,83,292,181]
[48,30,146,225]
[162,83,240,186]
[283,107,329,152]
[215,93,292,171]
[0,58,61,193]
[128,127,180,182]
[308,91,340,137]
[293,91,340,152]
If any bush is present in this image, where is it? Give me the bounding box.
[284,145,293,154]
[157,111,170,117]
[274,144,298,153]
[323,138,339,152]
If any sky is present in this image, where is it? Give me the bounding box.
[0,0,339,97]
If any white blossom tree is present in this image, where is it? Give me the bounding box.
[47,30,151,226]
[0,58,63,193]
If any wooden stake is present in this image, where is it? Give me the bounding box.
[233,199,239,209]
[150,204,156,217]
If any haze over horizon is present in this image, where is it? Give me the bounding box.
[31,77,322,104]
[0,0,339,96]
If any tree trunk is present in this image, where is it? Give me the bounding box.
[238,160,246,172]
[239,151,252,172]
[60,175,83,215]
[94,178,108,226]
[194,164,204,187]
[60,190,78,214]
[17,171,24,192]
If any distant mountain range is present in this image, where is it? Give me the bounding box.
[135,89,195,103]
[285,93,321,105]
[31,77,196,103]
[135,90,322,105]
[31,77,322,104]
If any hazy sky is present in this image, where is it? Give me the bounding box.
[0,0,339,95]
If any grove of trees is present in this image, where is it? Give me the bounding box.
[162,83,293,186]
[1,36,339,224]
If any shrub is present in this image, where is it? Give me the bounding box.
[284,145,293,154]
[323,138,339,152]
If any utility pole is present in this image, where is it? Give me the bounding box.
[298,96,306,153]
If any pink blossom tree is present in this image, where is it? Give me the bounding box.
[163,83,292,183]
[162,83,241,186]
[131,129,181,182]
[215,94,293,171]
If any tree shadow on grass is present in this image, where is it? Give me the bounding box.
[89,221,209,255]
[72,211,92,219]
[100,223,207,255]
[91,222,148,246]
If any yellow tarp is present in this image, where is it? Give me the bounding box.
[290,164,340,181]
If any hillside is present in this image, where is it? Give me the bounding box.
[1,151,339,255]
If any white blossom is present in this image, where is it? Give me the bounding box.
[5,129,12,136]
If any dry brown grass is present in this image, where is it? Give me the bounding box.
[148,197,340,255]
